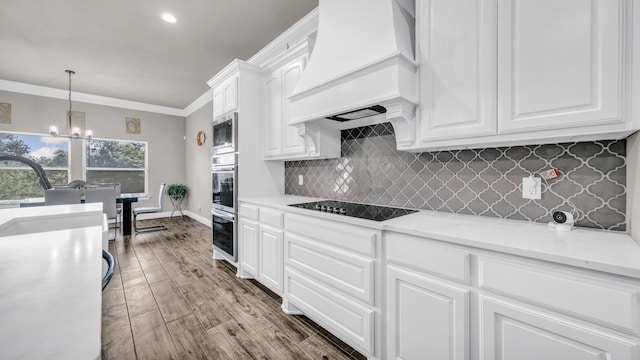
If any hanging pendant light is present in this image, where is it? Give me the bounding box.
[49,70,93,140]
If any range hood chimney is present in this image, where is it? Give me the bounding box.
[289,0,418,147]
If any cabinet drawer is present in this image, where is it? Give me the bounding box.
[285,213,378,257]
[285,233,374,305]
[478,256,640,334]
[286,268,374,354]
[239,203,259,221]
[260,208,283,229]
[386,232,470,284]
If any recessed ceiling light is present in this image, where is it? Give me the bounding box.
[162,13,177,23]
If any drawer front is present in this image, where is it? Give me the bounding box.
[386,232,470,284]
[285,213,378,257]
[286,268,374,354]
[260,208,284,229]
[286,233,374,304]
[239,203,259,221]
[478,256,640,334]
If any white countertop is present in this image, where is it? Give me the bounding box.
[240,195,640,279]
[0,205,104,360]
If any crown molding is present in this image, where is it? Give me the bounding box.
[183,89,213,116]
[0,79,186,117]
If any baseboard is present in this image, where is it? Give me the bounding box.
[184,210,212,227]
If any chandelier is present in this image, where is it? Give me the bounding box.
[49,70,93,140]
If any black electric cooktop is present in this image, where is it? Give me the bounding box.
[288,200,418,221]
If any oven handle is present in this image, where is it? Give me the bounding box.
[211,166,236,172]
[211,209,236,221]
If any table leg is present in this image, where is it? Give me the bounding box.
[122,201,133,236]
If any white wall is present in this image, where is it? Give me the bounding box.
[0,90,186,210]
[184,98,214,221]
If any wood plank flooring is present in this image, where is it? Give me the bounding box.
[102,217,365,360]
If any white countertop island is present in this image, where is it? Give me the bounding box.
[0,204,104,360]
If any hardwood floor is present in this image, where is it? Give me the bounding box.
[102,217,365,360]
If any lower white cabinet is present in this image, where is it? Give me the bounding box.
[387,265,469,360]
[239,217,259,277]
[238,203,284,295]
[480,295,640,360]
[258,224,283,294]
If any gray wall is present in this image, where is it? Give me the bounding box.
[286,123,628,231]
[0,90,186,210]
[184,99,213,221]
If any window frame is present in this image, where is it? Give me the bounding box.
[82,137,149,196]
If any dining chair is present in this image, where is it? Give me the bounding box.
[44,188,81,205]
[85,186,118,241]
[102,249,116,291]
[133,183,168,233]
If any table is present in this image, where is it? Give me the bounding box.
[117,195,138,236]
[169,196,184,218]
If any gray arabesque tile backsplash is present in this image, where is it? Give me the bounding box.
[285,123,626,231]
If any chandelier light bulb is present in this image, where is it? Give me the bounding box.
[71,127,81,138]
[84,130,93,139]
[49,125,59,136]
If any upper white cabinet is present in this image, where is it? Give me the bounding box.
[264,47,308,159]
[408,0,639,151]
[498,0,623,133]
[213,75,238,118]
[416,0,497,142]
[262,39,341,161]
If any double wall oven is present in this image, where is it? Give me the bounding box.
[211,112,238,262]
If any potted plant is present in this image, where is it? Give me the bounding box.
[167,184,188,199]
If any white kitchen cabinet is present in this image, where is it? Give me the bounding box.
[387,265,469,360]
[409,0,639,151]
[264,51,308,158]
[239,217,259,277]
[497,0,623,133]
[262,39,341,160]
[213,75,238,118]
[415,0,496,142]
[283,213,381,357]
[480,295,640,360]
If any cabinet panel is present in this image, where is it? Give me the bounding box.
[212,88,224,118]
[239,218,259,277]
[282,55,307,154]
[387,265,469,360]
[286,233,374,304]
[417,0,496,141]
[386,232,470,284]
[223,76,238,113]
[285,213,378,257]
[498,0,623,133]
[480,296,640,360]
[259,225,283,294]
[260,207,283,228]
[239,203,259,221]
[286,267,374,354]
[264,74,284,156]
[478,256,640,334]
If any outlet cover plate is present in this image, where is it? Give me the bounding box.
[522,177,541,199]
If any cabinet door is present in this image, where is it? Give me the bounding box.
[264,71,284,156]
[480,296,640,360]
[387,265,469,360]
[213,87,224,118]
[281,54,307,154]
[417,0,497,142]
[223,76,238,113]
[259,225,284,294]
[498,0,623,133]
[239,218,259,277]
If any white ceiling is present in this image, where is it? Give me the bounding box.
[0,0,318,110]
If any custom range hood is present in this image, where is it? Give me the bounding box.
[289,0,418,147]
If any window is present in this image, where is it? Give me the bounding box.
[0,132,69,200]
[85,139,147,194]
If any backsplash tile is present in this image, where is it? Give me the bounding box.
[285,123,626,231]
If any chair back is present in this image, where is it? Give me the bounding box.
[157,183,166,208]
[85,187,117,220]
[44,188,81,205]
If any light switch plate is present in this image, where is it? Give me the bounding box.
[522,177,541,199]
[298,175,304,186]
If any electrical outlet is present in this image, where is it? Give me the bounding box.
[298,175,304,186]
[522,176,541,199]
